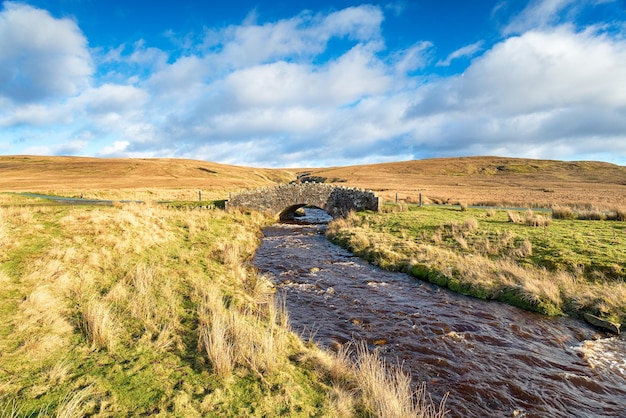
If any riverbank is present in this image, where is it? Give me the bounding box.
[0,198,444,417]
[327,206,626,332]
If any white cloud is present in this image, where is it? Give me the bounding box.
[503,0,576,34]
[98,140,130,157]
[75,84,149,114]
[501,0,620,35]
[412,26,626,116]
[22,138,87,156]
[437,41,484,66]
[0,2,93,103]
[201,5,383,70]
[406,25,626,161]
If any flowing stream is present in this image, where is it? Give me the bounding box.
[252,209,626,418]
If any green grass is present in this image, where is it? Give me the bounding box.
[1,203,442,417]
[0,205,324,416]
[327,205,626,327]
[374,205,626,280]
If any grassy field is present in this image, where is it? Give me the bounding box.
[327,205,626,329]
[0,198,445,417]
[1,154,625,415]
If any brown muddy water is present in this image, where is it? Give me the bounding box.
[252,209,626,418]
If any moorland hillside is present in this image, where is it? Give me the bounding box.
[2,155,625,207]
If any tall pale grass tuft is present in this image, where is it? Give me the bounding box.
[507,211,522,223]
[520,238,533,257]
[577,209,606,221]
[81,298,117,352]
[198,288,235,379]
[453,234,469,250]
[614,207,626,222]
[197,284,289,379]
[16,286,73,357]
[243,271,275,313]
[121,263,183,351]
[349,229,372,252]
[354,343,447,418]
[525,210,551,227]
[551,205,575,220]
[56,385,96,418]
[462,218,479,233]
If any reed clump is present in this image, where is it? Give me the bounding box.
[525,210,552,227]
[551,205,575,220]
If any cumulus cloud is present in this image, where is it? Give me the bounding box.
[202,5,383,70]
[412,26,626,116]
[0,2,93,103]
[406,25,626,161]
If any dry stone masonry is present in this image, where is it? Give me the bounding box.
[226,183,381,219]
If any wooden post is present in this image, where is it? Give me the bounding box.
[395,192,398,204]
[419,193,422,207]
[198,190,202,202]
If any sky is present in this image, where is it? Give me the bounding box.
[1,0,625,168]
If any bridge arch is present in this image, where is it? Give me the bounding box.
[226,183,380,219]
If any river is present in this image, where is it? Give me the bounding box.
[252,209,626,417]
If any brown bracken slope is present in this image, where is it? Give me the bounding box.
[2,155,625,208]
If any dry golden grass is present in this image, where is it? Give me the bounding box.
[3,155,625,209]
[328,213,626,321]
[307,156,626,209]
[56,385,96,418]
[299,342,447,418]
[524,209,552,227]
[80,297,118,352]
[1,201,445,416]
[0,156,294,199]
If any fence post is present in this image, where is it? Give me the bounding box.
[198,190,202,202]
[395,192,398,204]
[419,193,422,207]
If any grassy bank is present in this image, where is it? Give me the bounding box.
[0,200,445,417]
[327,206,626,328]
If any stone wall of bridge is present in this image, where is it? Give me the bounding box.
[226,183,380,219]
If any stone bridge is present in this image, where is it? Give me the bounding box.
[226,183,381,219]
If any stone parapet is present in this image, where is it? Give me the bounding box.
[226,183,380,219]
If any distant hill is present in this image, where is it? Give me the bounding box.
[1,155,624,208]
[304,157,626,208]
[0,155,295,192]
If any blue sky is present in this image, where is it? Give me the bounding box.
[1,0,625,167]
